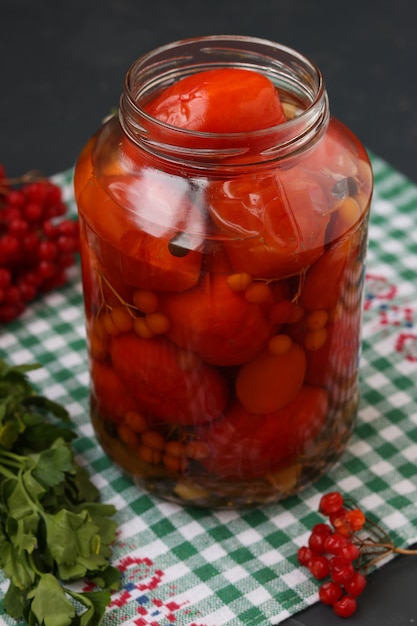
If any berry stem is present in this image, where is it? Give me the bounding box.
[0,170,45,194]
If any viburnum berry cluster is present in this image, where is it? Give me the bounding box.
[0,165,79,323]
[298,491,417,618]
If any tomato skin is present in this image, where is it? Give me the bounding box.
[90,360,140,423]
[300,237,354,311]
[208,167,330,279]
[160,273,276,366]
[235,342,307,413]
[77,171,203,293]
[109,332,229,425]
[145,68,286,133]
[199,385,328,480]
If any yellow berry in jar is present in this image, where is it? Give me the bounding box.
[91,314,107,340]
[102,311,120,335]
[338,196,361,228]
[185,440,210,460]
[304,328,328,351]
[89,331,108,360]
[306,309,328,331]
[133,316,154,338]
[124,410,148,433]
[163,453,186,473]
[268,334,292,355]
[138,443,161,465]
[110,306,134,333]
[328,302,343,323]
[164,440,185,458]
[145,311,171,335]
[141,429,166,451]
[133,289,159,314]
[227,272,253,291]
[118,423,140,448]
[245,282,272,304]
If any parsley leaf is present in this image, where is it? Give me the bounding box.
[0,358,120,625]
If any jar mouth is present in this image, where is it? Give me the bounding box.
[119,35,329,166]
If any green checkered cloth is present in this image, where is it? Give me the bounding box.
[1,154,417,626]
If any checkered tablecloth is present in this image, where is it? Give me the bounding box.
[1,154,417,626]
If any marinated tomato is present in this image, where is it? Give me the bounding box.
[145,68,286,132]
[159,273,276,366]
[208,167,330,279]
[109,332,229,425]
[199,385,328,480]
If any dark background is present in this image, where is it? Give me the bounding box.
[2,0,417,624]
[2,0,417,183]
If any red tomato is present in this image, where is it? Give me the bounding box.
[208,167,330,279]
[160,273,276,366]
[235,341,306,413]
[90,360,140,423]
[73,134,95,204]
[199,385,328,480]
[109,332,228,425]
[145,68,286,133]
[300,236,354,311]
[79,218,135,316]
[77,170,203,292]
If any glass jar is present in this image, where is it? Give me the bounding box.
[74,36,373,508]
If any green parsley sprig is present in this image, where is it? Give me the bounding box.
[0,358,120,626]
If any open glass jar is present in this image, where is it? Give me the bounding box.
[74,36,373,508]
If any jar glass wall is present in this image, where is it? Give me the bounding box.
[74,36,373,508]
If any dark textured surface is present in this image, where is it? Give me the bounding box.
[1,0,417,182]
[2,0,417,623]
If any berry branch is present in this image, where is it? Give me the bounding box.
[0,164,79,323]
[297,491,417,618]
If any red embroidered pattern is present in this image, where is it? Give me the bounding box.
[84,547,209,626]
[364,273,417,361]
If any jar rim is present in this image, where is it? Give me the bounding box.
[119,35,329,165]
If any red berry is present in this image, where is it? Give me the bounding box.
[4,285,22,305]
[20,232,39,255]
[0,268,11,289]
[0,169,75,324]
[333,594,357,618]
[345,509,366,532]
[42,219,58,238]
[309,554,330,580]
[0,234,20,260]
[344,571,367,597]
[329,556,355,584]
[312,523,332,536]
[7,218,29,237]
[6,189,25,207]
[37,260,57,280]
[339,542,361,562]
[17,279,37,302]
[297,546,314,567]
[323,532,349,555]
[23,201,43,223]
[38,240,58,261]
[0,302,25,322]
[319,492,345,516]
[309,531,329,554]
[319,581,343,606]
[44,181,62,205]
[329,507,348,527]
[24,181,47,203]
[2,206,21,222]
